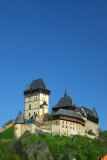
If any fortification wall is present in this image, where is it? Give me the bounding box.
[0,121,15,133]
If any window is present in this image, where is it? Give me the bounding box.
[29,113,31,116]
[36,97,37,100]
[29,104,31,110]
[56,121,57,124]
[34,112,35,115]
[66,126,67,128]
[66,122,67,124]
[73,127,74,130]
[62,125,64,128]
[62,121,64,124]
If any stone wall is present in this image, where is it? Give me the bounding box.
[13,119,99,139]
[0,121,15,133]
[24,92,49,119]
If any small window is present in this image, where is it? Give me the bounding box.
[66,122,67,124]
[36,97,37,100]
[34,112,35,115]
[29,104,31,110]
[66,126,67,128]
[56,121,57,124]
[62,125,64,128]
[62,121,64,124]
[73,127,74,130]
[29,113,31,116]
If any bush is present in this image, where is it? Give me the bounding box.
[88,130,95,135]
[43,113,53,122]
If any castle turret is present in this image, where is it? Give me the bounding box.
[14,111,24,139]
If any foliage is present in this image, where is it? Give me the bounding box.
[2,120,14,127]
[0,140,20,160]
[0,128,107,160]
[33,151,38,159]
[43,113,53,122]
[88,129,95,135]
[0,126,13,139]
[14,140,29,160]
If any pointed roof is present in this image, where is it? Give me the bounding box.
[15,111,24,124]
[81,106,99,119]
[93,107,98,118]
[30,79,49,90]
[42,101,48,106]
[24,79,50,94]
[53,90,77,109]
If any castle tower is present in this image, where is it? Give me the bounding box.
[24,79,51,119]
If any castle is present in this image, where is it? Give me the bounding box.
[14,79,99,139]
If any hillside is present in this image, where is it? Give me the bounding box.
[0,126,13,139]
[0,130,107,160]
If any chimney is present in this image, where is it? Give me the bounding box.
[27,84,29,89]
[46,83,47,88]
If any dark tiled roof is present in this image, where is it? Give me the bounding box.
[42,101,48,106]
[30,79,50,91]
[15,111,24,124]
[53,96,77,109]
[75,107,86,116]
[93,107,98,118]
[81,106,99,119]
[53,108,84,121]
[24,79,50,93]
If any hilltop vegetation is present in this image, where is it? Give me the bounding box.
[0,126,13,139]
[0,130,107,160]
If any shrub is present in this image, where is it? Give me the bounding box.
[43,113,53,122]
[88,130,95,135]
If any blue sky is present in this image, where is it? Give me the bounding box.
[0,0,107,130]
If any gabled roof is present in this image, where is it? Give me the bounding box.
[81,106,99,119]
[24,79,50,94]
[15,111,24,124]
[53,90,77,109]
[53,108,84,121]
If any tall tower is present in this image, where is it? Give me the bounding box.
[24,79,50,119]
